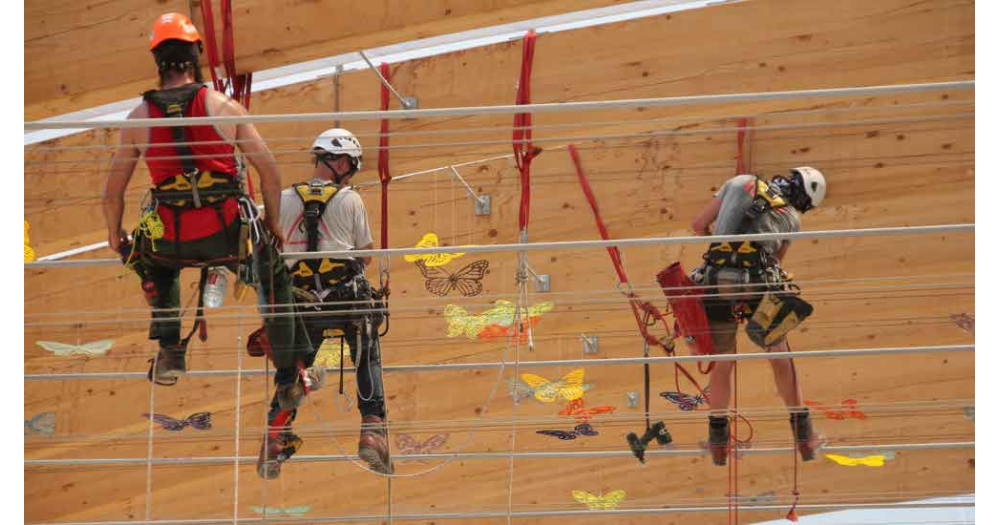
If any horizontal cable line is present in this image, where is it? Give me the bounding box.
[22,277,975,323]
[23,440,973,468]
[22,344,973,381]
[24,99,974,153]
[24,80,973,130]
[23,112,972,166]
[22,223,975,269]
[26,499,976,525]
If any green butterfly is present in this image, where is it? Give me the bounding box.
[249,505,311,517]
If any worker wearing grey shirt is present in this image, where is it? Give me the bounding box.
[690,167,826,467]
[257,128,392,479]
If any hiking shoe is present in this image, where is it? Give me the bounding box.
[708,415,730,466]
[359,415,394,474]
[790,409,824,461]
[256,432,303,480]
[148,345,186,386]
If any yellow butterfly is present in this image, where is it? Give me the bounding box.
[403,232,466,267]
[24,221,36,263]
[572,489,627,510]
[313,338,345,368]
[521,369,587,403]
[825,454,887,467]
[445,300,555,340]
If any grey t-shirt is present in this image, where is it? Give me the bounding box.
[712,174,800,255]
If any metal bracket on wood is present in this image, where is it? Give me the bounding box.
[581,334,599,355]
[626,391,640,408]
[359,51,418,110]
[534,274,550,293]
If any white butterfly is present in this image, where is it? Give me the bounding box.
[25,412,56,435]
[37,339,113,357]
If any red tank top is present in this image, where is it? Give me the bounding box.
[145,85,239,242]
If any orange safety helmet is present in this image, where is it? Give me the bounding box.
[149,13,201,51]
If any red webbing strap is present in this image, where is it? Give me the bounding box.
[513,30,537,233]
[735,117,749,174]
[570,145,707,399]
[198,1,225,93]
[378,62,392,250]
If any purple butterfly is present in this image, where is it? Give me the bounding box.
[536,423,598,440]
[142,412,212,431]
[659,390,709,411]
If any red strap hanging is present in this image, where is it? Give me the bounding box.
[735,117,749,174]
[378,62,392,250]
[197,1,255,199]
[513,30,538,233]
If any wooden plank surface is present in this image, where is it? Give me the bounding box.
[24,1,975,523]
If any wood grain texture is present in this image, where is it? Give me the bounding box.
[25,1,974,523]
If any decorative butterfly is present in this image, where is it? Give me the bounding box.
[444,300,554,341]
[24,221,36,263]
[417,260,489,297]
[141,412,213,431]
[659,388,710,411]
[536,423,598,440]
[403,233,467,267]
[37,339,113,357]
[521,369,588,403]
[25,412,56,436]
[395,433,449,463]
[951,313,974,335]
[559,398,617,423]
[804,399,867,421]
[825,453,890,467]
[572,489,626,510]
[249,505,312,517]
[313,338,345,368]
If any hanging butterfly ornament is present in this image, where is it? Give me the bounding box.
[659,387,710,411]
[395,433,449,463]
[572,489,627,510]
[141,412,213,431]
[37,339,113,358]
[25,412,56,436]
[24,220,36,262]
[520,369,591,403]
[249,505,311,517]
[536,423,599,440]
[403,233,467,267]
[804,399,867,421]
[825,453,893,467]
[559,398,617,423]
[313,337,345,368]
[417,260,489,297]
[445,300,554,342]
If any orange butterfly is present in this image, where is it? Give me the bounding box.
[804,399,867,421]
[559,398,617,423]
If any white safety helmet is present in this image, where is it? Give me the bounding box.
[311,128,363,172]
[790,166,826,210]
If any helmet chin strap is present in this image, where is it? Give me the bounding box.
[317,156,357,185]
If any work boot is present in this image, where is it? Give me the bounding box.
[256,432,303,480]
[148,344,186,386]
[275,379,306,410]
[790,409,823,461]
[708,415,730,466]
[358,415,394,474]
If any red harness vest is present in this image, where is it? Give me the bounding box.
[145,85,240,242]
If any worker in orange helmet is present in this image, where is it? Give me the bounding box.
[103,13,316,411]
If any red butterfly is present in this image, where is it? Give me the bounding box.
[558,398,617,423]
[804,399,867,421]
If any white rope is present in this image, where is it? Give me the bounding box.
[24,81,973,130]
[22,223,976,269]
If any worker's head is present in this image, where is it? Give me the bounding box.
[149,13,204,85]
[776,167,826,213]
[311,128,363,185]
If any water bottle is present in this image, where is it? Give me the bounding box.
[203,267,228,309]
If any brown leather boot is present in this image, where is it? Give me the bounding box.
[148,345,186,386]
[708,416,730,466]
[256,432,303,480]
[359,415,394,474]
[791,409,823,461]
